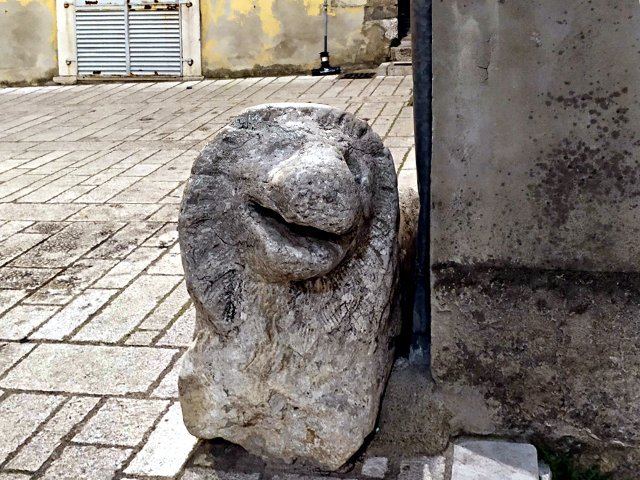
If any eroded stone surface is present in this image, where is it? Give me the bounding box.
[179,104,400,470]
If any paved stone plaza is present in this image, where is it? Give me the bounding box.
[0,76,415,480]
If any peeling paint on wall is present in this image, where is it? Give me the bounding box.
[200,0,394,75]
[0,0,57,84]
[0,0,396,83]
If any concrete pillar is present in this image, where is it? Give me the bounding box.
[430,1,640,476]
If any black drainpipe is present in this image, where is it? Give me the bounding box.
[409,0,432,366]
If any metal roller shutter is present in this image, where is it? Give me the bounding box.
[74,0,182,77]
[129,8,182,76]
[76,0,128,76]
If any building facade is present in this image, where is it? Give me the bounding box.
[0,0,401,84]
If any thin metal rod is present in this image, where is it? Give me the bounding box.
[410,0,432,366]
[124,0,131,75]
[323,0,329,53]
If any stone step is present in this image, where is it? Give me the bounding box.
[391,46,412,63]
[450,439,543,480]
[377,61,412,76]
[384,35,412,75]
[391,35,412,62]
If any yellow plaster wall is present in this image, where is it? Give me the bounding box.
[0,0,392,83]
[200,0,382,74]
[0,0,57,83]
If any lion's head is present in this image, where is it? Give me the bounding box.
[178,104,400,469]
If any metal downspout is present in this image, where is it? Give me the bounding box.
[409,0,432,366]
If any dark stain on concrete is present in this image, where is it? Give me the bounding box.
[529,87,638,229]
[432,261,640,478]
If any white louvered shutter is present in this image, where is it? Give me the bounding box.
[74,0,182,77]
[76,0,128,76]
[129,7,182,76]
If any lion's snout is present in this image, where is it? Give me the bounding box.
[243,143,369,282]
[264,143,363,236]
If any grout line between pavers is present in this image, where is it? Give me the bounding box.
[83,83,151,106]
[0,345,37,384]
[44,233,180,342]
[0,393,72,471]
[0,88,48,108]
[1,170,71,202]
[114,398,194,479]
[147,298,192,347]
[0,234,55,270]
[25,395,110,479]
[134,103,231,145]
[228,76,279,102]
[64,82,123,106]
[0,219,139,325]
[0,380,186,400]
[0,112,52,134]
[143,347,185,397]
[120,277,189,346]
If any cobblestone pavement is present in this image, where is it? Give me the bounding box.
[0,75,415,480]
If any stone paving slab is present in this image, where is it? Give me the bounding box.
[0,393,64,464]
[40,445,132,480]
[0,75,414,479]
[74,398,169,447]
[451,440,539,480]
[6,396,100,471]
[0,344,177,394]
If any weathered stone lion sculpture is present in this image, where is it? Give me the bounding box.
[178,104,400,470]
